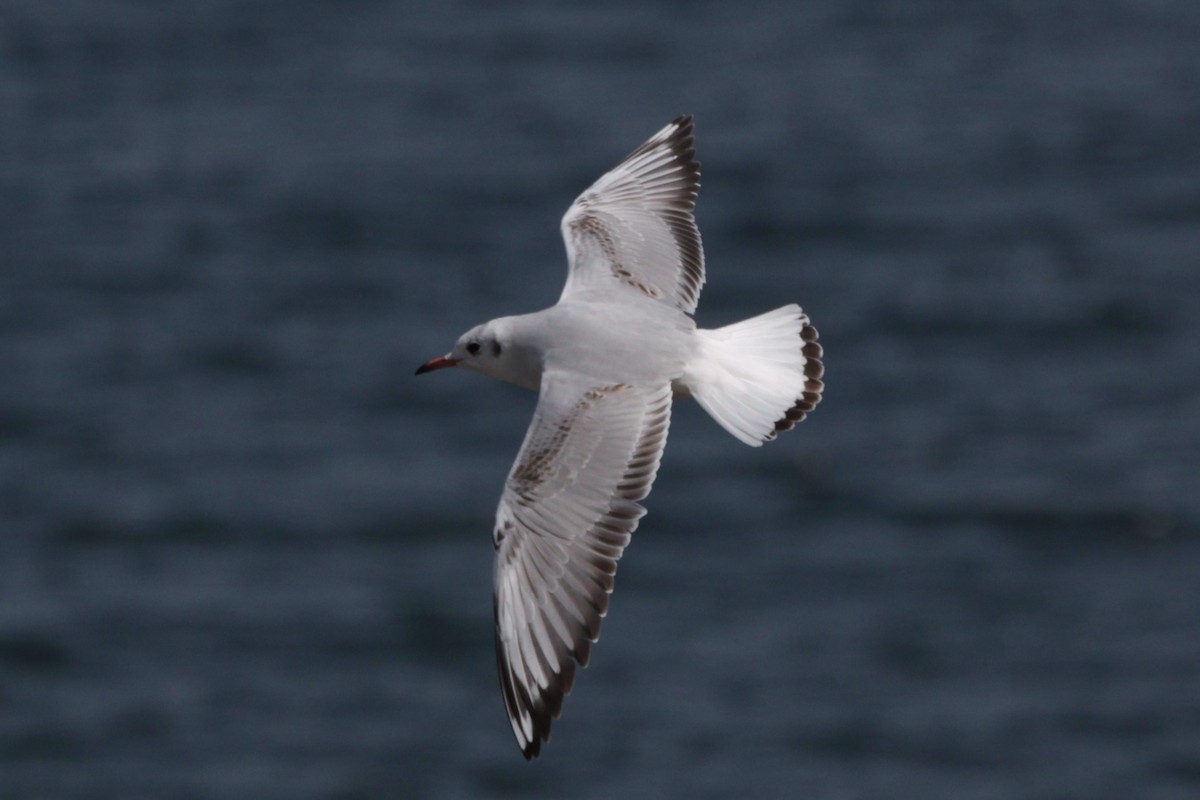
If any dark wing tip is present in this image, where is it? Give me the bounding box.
[630,115,697,177]
[657,116,704,309]
[669,115,695,152]
[499,651,578,761]
[666,114,699,181]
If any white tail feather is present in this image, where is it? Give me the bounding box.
[681,304,824,446]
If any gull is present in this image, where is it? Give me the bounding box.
[416,116,824,758]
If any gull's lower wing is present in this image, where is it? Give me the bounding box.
[492,370,672,758]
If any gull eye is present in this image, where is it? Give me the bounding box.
[466,341,481,356]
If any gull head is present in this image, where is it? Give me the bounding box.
[415,317,540,389]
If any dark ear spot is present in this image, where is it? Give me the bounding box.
[492,340,502,357]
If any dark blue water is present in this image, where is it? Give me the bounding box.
[3,2,1199,798]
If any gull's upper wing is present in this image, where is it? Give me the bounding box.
[559,115,705,314]
[492,371,673,759]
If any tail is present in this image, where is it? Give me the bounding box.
[681,304,824,447]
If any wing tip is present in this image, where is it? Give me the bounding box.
[643,115,699,179]
[670,113,694,138]
[667,113,698,171]
[501,659,577,761]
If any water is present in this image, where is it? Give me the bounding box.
[3,2,1199,798]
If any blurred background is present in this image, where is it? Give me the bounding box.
[2,1,1198,798]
